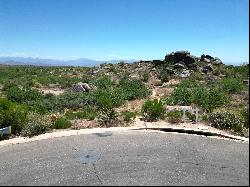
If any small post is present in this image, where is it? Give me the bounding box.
[182,109,187,123]
[194,107,199,124]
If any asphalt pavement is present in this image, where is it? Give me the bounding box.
[0,130,249,186]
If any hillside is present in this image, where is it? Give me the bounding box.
[0,50,249,140]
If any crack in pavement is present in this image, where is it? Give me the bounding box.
[92,163,103,186]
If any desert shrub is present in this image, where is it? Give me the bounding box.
[122,111,137,123]
[207,88,229,112]
[166,110,182,123]
[109,65,118,74]
[171,86,193,105]
[141,71,149,82]
[163,96,175,105]
[28,90,94,114]
[142,99,165,121]
[159,69,171,83]
[78,107,97,120]
[57,91,94,111]
[186,111,196,122]
[212,64,230,76]
[233,64,249,79]
[118,61,125,66]
[208,112,242,133]
[64,111,76,120]
[119,77,150,100]
[167,80,229,112]
[0,98,28,135]
[193,87,229,112]
[169,80,199,105]
[178,79,199,88]
[218,78,245,94]
[65,106,97,120]
[192,85,210,110]
[97,109,118,127]
[53,117,72,129]
[240,107,249,129]
[2,82,18,91]
[44,93,54,99]
[5,85,44,103]
[201,114,208,122]
[95,76,115,90]
[94,90,116,111]
[190,72,206,81]
[20,113,52,137]
[28,97,58,114]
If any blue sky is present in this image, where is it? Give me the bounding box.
[0,0,249,63]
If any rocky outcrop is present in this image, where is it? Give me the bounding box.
[163,51,224,74]
[164,50,197,69]
[201,54,223,65]
[71,82,91,92]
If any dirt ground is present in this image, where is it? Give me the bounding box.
[37,87,65,96]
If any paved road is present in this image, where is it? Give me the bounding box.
[0,130,249,186]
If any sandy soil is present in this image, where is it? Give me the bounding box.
[37,87,65,95]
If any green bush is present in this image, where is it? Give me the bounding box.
[141,71,149,82]
[201,114,208,122]
[95,76,115,90]
[186,111,196,122]
[5,85,44,103]
[94,90,116,111]
[119,77,150,100]
[20,113,52,137]
[208,112,242,133]
[190,72,206,81]
[97,109,118,127]
[122,111,137,123]
[218,78,245,94]
[142,99,165,121]
[192,85,210,110]
[53,117,72,129]
[207,88,229,112]
[240,107,249,129]
[54,91,93,112]
[0,98,28,135]
[193,87,229,112]
[159,69,171,83]
[65,106,97,120]
[170,80,199,106]
[167,80,229,112]
[171,86,193,105]
[166,110,182,123]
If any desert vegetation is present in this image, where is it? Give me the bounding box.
[0,51,249,139]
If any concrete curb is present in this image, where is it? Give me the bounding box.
[138,125,249,143]
[0,126,248,148]
[0,127,137,148]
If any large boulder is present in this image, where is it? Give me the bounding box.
[174,63,186,69]
[71,82,91,92]
[203,58,211,63]
[213,57,223,65]
[184,54,196,65]
[178,69,191,78]
[82,83,91,92]
[202,64,214,74]
[165,51,197,65]
[164,52,175,63]
[174,51,190,60]
[186,63,198,71]
[201,54,214,61]
[152,60,164,66]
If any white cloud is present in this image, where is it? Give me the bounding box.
[0,52,28,57]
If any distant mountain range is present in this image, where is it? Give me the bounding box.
[0,56,138,67]
[0,56,247,67]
